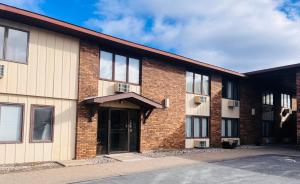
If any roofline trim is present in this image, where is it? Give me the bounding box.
[0,3,245,77]
[245,63,300,75]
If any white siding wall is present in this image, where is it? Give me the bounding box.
[221,98,240,118]
[98,80,141,97]
[0,19,79,164]
[185,94,210,116]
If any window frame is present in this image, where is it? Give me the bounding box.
[186,71,210,96]
[221,118,240,138]
[222,79,239,100]
[29,105,55,143]
[185,116,210,139]
[99,50,141,85]
[0,24,29,64]
[262,92,274,106]
[0,103,24,144]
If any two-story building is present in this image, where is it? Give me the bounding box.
[0,4,299,164]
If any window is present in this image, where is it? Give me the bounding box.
[0,104,23,143]
[0,26,28,63]
[186,71,210,95]
[185,116,209,138]
[99,51,140,84]
[222,80,239,100]
[221,118,239,138]
[281,93,291,108]
[262,92,274,106]
[30,105,54,142]
[262,121,273,137]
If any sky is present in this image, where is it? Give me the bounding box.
[1,0,300,72]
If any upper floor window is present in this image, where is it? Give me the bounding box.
[281,93,291,108]
[262,92,274,106]
[99,51,140,84]
[186,71,209,95]
[222,79,239,100]
[0,26,28,64]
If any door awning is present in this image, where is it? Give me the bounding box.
[83,92,163,109]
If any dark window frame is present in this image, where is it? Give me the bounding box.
[30,105,55,143]
[262,92,274,106]
[186,71,210,96]
[221,118,240,138]
[222,79,239,100]
[185,116,210,139]
[99,50,141,85]
[0,24,29,64]
[0,103,24,144]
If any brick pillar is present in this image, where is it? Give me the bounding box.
[210,74,222,147]
[296,71,300,145]
[76,41,99,159]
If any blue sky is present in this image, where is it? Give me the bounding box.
[1,0,300,72]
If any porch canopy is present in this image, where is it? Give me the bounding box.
[83,92,163,121]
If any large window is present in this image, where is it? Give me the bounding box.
[281,93,291,108]
[221,118,239,138]
[186,71,210,95]
[0,104,23,143]
[222,80,239,100]
[185,116,209,138]
[30,105,54,143]
[0,26,28,63]
[262,92,274,106]
[99,51,140,84]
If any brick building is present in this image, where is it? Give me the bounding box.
[0,4,299,163]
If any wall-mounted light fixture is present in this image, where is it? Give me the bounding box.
[251,108,255,116]
[164,98,170,108]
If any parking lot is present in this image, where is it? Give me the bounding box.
[79,154,300,184]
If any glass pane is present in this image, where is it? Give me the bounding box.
[201,118,208,137]
[186,72,193,93]
[263,93,266,104]
[0,105,22,142]
[227,119,232,137]
[232,120,238,137]
[6,28,28,63]
[287,95,291,108]
[194,117,200,137]
[202,75,209,95]
[0,26,4,59]
[185,117,192,138]
[281,94,284,107]
[194,74,201,94]
[270,93,273,105]
[114,55,127,82]
[227,81,232,99]
[221,119,226,137]
[128,58,140,84]
[33,107,53,141]
[266,93,270,105]
[100,51,113,80]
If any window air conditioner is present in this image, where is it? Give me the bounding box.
[115,83,130,93]
[194,140,207,148]
[0,65,4,79]
[228,100,240,108]
[194,96,207,104]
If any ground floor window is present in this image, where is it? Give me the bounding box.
[262,121,273,137]
[185,116,209,138]
[0,103,23,143]
[221,118,239,138]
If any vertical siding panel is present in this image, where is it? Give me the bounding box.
[34,98,46,162]
[36,31,47,97]
[43,98,54,161]
[45,32,56,98]
[0,61,8,93]
[17,62,28,95]
[53,35,63,98]
[27,28,39,96]
[60,100,69,160]
[61,38,71,99]
[69,40,79,99]
[0,94,9,164]
[14,96,27,163]
[25,97,35,162]
[69,101,76,160]
[52,100,62,160]
[6,62,18,93]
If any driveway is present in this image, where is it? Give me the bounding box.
[77,154,300,184]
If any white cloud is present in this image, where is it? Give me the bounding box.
[0,0,44,13]
[85,0,300,72]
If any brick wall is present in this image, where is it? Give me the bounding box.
[210,74,222,147]
[140,59,186,151]
[76,41,99,159]
[239,79,261,144]
[296,71,300,145]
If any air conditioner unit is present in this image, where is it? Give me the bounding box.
[0,65,4,79]
[194,140,207,148]
[194,96,207,104]
[115,83,130,93]
[228,100,240,108]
